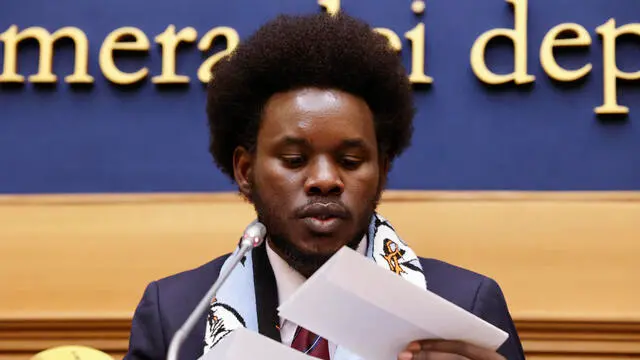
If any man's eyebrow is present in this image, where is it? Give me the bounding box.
[273,136,369,149]
[276,136,310,147]
[340,138,368,149]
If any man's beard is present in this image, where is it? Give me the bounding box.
[269,228,363,278]
[248,182,382,278]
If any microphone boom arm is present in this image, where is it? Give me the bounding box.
[166,221,266,360]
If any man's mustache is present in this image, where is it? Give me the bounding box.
[294,197,350,219]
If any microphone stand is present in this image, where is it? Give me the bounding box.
[167,222,266,360]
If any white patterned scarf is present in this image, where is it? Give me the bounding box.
[202,212,427,360]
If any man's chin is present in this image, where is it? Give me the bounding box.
[296,237,361,260]
[268,239,329,277]
[284,252,331,278]
[270,234,365,277]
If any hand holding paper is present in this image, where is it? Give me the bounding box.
[398,340,507,360]
[278,247,509,360]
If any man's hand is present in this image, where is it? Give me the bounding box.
[397,340,507,360]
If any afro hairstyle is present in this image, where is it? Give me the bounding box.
[206,11,416,181]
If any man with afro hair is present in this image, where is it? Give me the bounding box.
[124,12,525,360]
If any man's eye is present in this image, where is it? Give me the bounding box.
[281,155,305,167]
[341,157,362,169]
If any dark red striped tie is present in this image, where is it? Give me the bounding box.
[290,326,330,359]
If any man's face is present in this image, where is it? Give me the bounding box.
[233,87,386,277]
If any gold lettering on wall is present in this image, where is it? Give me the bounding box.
[595,19,640,115]
[405,23,433,84]
[0,6,637,117]
[470,0,535,85]
[540,23,592,82]
[197,27,240,83]
[152,25,198,84]
[0,25,94,84]
[99,27,150,85]
[318,0,340,15]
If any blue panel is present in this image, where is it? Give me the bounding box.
[0,0,639,193]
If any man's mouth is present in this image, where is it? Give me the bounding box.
[298,202,348,219]
[302,216,342,234]
[297,202,348,234]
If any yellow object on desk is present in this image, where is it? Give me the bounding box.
[31,346,113,360]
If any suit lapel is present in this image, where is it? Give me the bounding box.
[252,242,282,343]
[181,254,231,360]
[182,314,208,359]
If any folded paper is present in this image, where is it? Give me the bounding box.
[278,247,509,360]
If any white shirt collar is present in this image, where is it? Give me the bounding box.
[265,237,368,324]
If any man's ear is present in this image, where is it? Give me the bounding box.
[233,146,253,200]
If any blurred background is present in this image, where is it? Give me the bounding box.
[1,0,639,359]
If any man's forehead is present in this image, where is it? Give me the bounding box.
[262,88,369,116]
[290,89,343,112]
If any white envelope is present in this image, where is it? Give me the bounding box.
[198,326,314,360]
[278,247,509,360]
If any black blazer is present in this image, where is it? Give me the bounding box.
[124,244,526,360]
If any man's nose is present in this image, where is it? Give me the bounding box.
[304,156,344,196]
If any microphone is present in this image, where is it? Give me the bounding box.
[166,220,267,360]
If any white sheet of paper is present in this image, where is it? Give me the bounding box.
[198,326,313,360]
[278,247,509,360]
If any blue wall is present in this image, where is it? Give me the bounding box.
[1,0,639,193]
